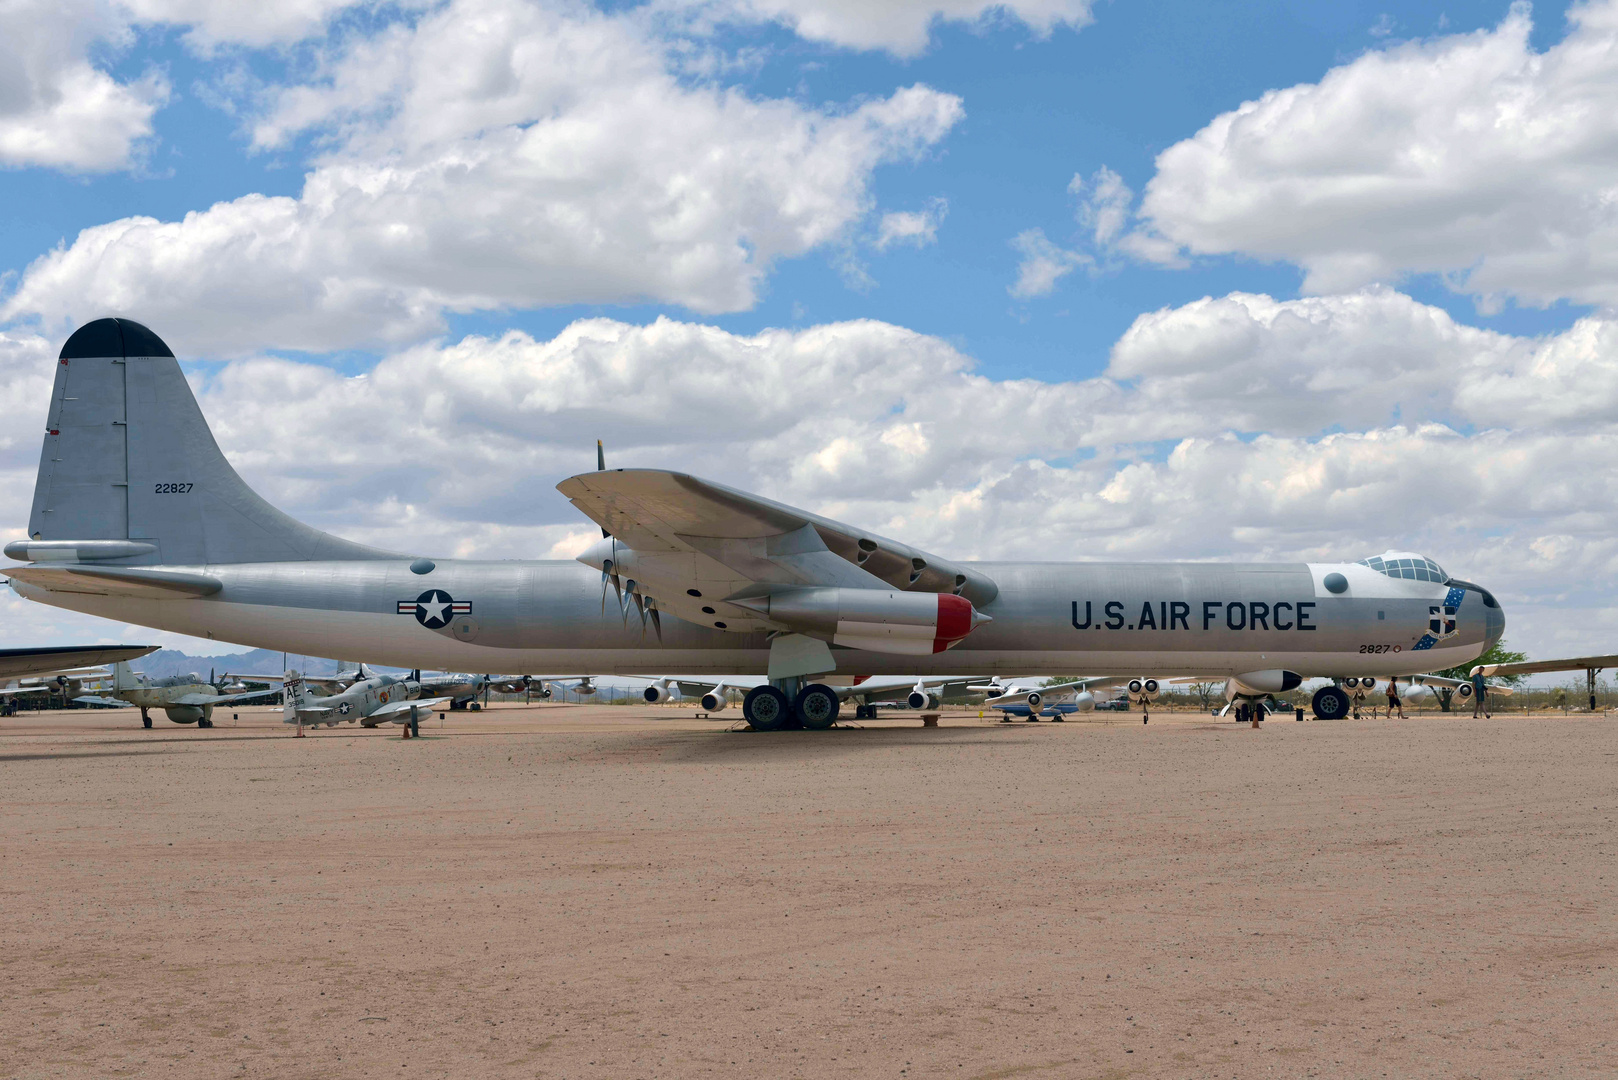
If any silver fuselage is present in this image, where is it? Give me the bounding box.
[11,556,1502,679]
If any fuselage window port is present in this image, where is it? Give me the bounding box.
[687,589,702,597]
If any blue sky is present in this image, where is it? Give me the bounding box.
[3,0,1618,662]
[1,0,1584,382]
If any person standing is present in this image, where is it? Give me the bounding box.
[1471,669,1490,718]
[1386,678,1405,719]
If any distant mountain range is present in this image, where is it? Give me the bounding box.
[133,648,408,681]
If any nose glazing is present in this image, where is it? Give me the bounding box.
[1484,596,1505,651]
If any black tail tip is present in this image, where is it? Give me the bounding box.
[60,318,174,360]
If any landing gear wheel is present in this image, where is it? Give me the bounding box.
[469,702,481,711]
[794,684,840,730]
[743,685,792,731]
[140,708,152,729]
[1312,686,1350,720]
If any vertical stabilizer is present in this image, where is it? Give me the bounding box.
[111,661,141,691]
[25,318,398,566]
[282,671,311,724]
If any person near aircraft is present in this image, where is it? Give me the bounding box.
[3,318,1507,731]
[1471,669,1489,718]
[1386,679,1405,719]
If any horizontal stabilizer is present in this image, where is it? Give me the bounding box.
[7,565,222,598]
[0,645,156,680]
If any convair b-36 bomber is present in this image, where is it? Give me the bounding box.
[4,319,1506,729]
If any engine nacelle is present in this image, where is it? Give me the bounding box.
[1126,678,1160,703]
[643,681,677,704]
[164,704,209,724]
[1224,669,1302,699]
[729,587,990,655]
[907,690,941,710]
[1451,682,1474,702]
[700,689,729,712]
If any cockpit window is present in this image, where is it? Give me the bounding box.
[1356,554,1448,583]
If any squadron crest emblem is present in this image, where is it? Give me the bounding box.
[1428,604,1457,639]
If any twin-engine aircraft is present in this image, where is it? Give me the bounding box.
[2,319,1505,731]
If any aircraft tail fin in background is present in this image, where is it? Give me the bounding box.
[18,318,400,567]
[110,661,145,691]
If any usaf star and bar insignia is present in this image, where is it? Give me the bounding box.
[397,589,473,629]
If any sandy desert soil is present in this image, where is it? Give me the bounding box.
[2,702,1615,1079]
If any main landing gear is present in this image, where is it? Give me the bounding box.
[140,707,153,729]
[742,682,842,731]
[1311,685,1350,720]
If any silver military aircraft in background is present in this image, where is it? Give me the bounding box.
[282,670,452,729]
[3,318,1505,731]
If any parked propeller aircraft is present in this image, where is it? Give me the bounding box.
[282,670,451,729]
[2,319,1506,731]
[976,676,1142,720]
[74,661,280,727]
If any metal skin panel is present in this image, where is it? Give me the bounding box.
[30,356,129,542]
[9,554,1501,679]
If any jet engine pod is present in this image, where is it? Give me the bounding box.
[907,690,941,710]
[1225,669,1303,698]
[1452,682,1474,702]
[1126,678,1160,702]
[729,587,990,655]
[700,690,728,713]
[643,682,674,704]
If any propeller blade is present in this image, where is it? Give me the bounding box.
[596,439,610,537]
[647,601,662,642]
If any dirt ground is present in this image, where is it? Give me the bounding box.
[2,702,1615,1079]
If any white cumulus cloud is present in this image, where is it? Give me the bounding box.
[670,0,1096,57]
[2,0,964,353]
[875,198,948,250]
[0,0,168,173]
[1133,0,1618,307]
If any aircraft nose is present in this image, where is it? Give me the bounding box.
[1485,594,1505,651]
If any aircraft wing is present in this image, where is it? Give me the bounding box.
[171,688,282,707]
[982,676,1130,709]
[1409,673,1516,696]
[1471,654,1618,678]
[365,697,452,724]
[557,469,999,602]
[838,675,982,703]
[0,645,157,681]
[72,695,128,707]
